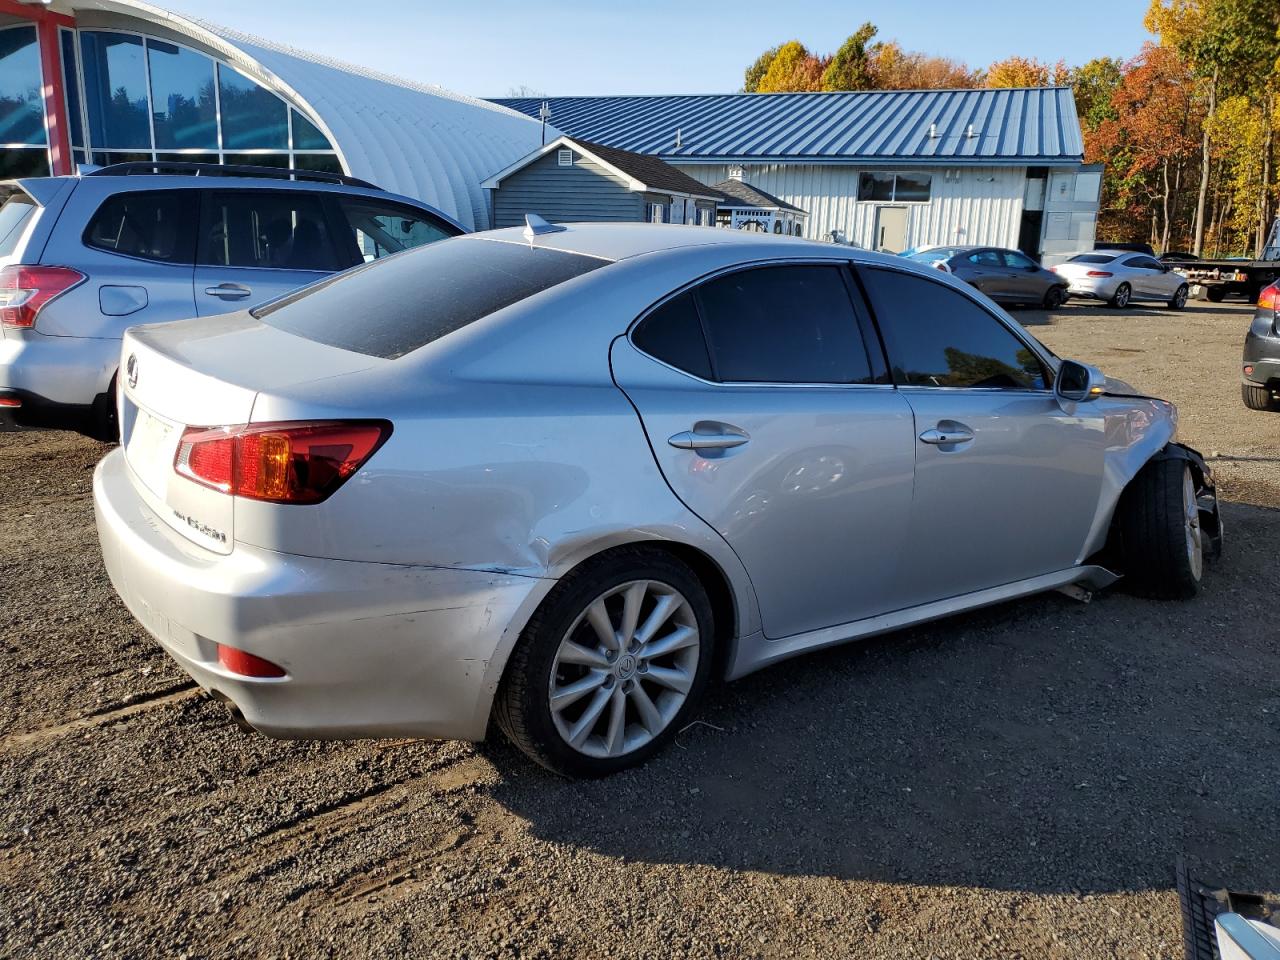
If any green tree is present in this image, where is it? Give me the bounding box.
[1070,57,1124,131]
[821,22,878,91]
[743,45,782,93]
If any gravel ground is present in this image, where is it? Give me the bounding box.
[1,299,1277,959]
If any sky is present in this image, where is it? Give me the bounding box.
[169,0,1154,99]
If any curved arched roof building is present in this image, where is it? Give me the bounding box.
[0,0,550,229]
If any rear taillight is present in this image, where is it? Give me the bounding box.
[0,265,86,328]
[1087,270,1113,278]
[217,644,286,678]
[1259,283,1278,311]
[174,420,392,504]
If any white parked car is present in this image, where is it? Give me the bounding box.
[1052,251,1190,309]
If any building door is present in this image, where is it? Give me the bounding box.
[874,206,908,253]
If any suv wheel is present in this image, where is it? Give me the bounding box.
[495,547,714,777]
[87,375,120,443]
[1242,383,1280,412]
[1114,458,1205,599]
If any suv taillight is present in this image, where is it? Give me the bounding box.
[0,265,86,328]
[1259,283,1278,312]
[174,421,392,504]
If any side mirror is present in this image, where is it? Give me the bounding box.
[1055,359,1105,403]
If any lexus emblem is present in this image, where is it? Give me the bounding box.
[126,353,138,390]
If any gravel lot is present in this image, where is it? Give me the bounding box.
[1,299,1277,959]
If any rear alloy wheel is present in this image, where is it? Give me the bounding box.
[1168,284,1189,310]
[495,548,714,777]
[1109,282,1132,309]
[1114,458,1205,599]
[1042,285,1067,310]
[1242,382,1280,412]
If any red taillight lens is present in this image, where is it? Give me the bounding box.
[1259,283,1278,311]
[217,644,286,678]
[0,265,86,328]
[174,420,392,504]
[1086,270,1113,278]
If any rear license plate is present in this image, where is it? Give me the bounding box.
[125,407,178,498]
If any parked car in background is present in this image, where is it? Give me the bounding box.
[1242,281,1280,411]
[95,222,1221,778]
[904,246,1068,308]
[1096,241,1158,257]
[0,163,464,438]
[1051,251,1190,309]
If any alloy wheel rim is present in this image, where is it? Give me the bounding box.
[1176,286,1188,307]
[548,580,700,759]
[1117,285,1130,307]
[1183,468,1203,580]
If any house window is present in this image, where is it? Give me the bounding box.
[557,149,573,167]
[857,172,932,203]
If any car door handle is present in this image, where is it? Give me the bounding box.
[919,427,974,445]
[203,283,252,300]
[668,429,749,451]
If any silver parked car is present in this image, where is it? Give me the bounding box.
[1052,251,1190,309]
[93,223,1222,777]
[0,163,463,438]
[904,245,1069,309]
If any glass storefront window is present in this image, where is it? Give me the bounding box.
[59,29,85,149]
[147,40,217,149]
[0,148,51,177]
[0,26,47,146]
[218,63,287,149]
[290,108,332,151]
[292,154,343,174]
[80,32,150,149]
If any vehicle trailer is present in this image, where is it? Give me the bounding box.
[1176,219,1280,303]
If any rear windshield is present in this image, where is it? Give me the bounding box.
[0,192,36,258]
[256,237,609,359]
[1068,253,1118,264]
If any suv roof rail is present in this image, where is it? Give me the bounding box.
[85,161,381,191]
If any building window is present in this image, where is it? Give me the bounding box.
[147,40,218,149]
[557,148,573,167]
[0,25,51,177]
[646,202,665,224]
[857,172,932,203]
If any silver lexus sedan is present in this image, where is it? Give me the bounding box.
[94,223,1222,777]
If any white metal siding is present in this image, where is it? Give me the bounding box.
[674,163,1028,251]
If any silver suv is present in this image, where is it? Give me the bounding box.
[0,163,464,438]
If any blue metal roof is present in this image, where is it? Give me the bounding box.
[492,88,1083,166]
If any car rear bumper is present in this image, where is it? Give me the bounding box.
[1062,277,1118,300]
[0,331,118,408]
[1243,331,1280,385]
[93,447,549,741]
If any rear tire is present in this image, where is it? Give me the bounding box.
[1042,285,1067,310]
[1109,283,1132,308]
[495,546,715,778]
[86,374,120,443]
[1114,458,1204,600]
[1242,382,1280,412]
[1206,287,1226,303]
[1168,284,1189,310]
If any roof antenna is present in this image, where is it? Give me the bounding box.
[524,213,566,240]
[675,127,683,149]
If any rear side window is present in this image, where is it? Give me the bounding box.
[85,191,192,263]
[695,265,872,383]
[0,193,36,258]
[967,251,1003,266]
[632,293,713,380]
[200,191,340,271]
[1003,251,1037,269]
[339,198,459,262]
[859,267,1048,390]
[257,238,607,359]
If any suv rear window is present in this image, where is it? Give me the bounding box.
[85,190,193,263]
[256,238,608,359]
[0,192,35,258]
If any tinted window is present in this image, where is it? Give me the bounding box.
[857,173,894,201]
[85,191,191,263]
[339,198,458,262]
[80,32,149,148]
[1003,251,1036,269]
[967,251,1003,267]
[0,192,35,258]
[217,63,288,149]
[257,238,607,359]
[860,267,1048,390]
[695,265,872,384]
[632,292,712,380]
[146,40,217,149]
[1,26,48,145]
[1129,256,1164,271]
[1068,253,1117,265]
[290,108,333,151]
[199,192,339,271]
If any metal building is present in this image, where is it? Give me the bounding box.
[496,90,1102,263]
[0,0,548,229]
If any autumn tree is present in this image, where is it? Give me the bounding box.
[743,45,782,93]
[1069,57,1124,130]
[755,41,826,92]
[984,56,1070,88]
[869,42,981,89]
[821,22,878,91]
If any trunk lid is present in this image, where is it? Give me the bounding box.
[120,311,381,554]
[1052,258,1117,280]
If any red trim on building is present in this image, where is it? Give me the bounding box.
[1,1,77,175]
[0,2,75,27]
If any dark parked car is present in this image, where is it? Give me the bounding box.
[904,246,1068,308]
[1242,280,1279,411]
[1096,241,1158,257]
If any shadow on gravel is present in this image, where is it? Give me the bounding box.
[485,501,1280,896]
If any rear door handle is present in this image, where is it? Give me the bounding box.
[919,427,974,445]
[203,283,252,300]
[668,429,749,451]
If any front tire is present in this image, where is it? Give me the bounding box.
[1242,382,1280,412]
[495,547,715,778]
[1114,458,1204,600]
[1042,285,1067,310]
[1168,284,1189,310]
[1109,283,1132,308]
